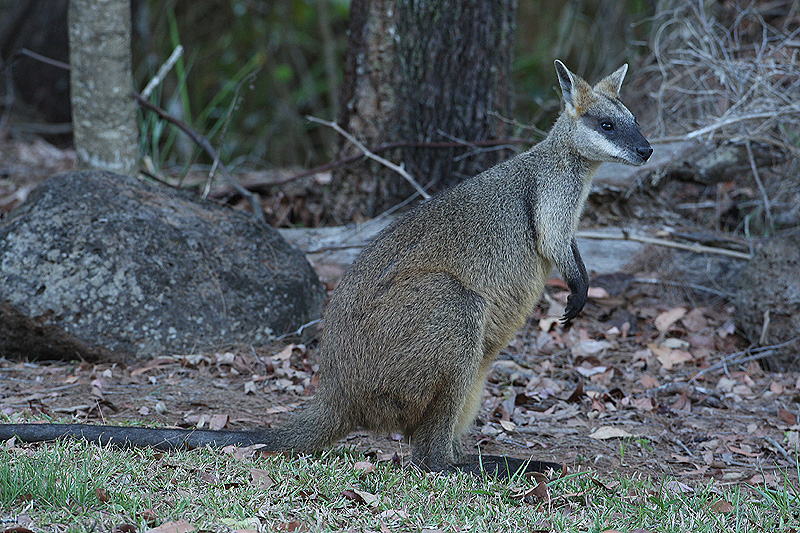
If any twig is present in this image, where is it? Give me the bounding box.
[690,337,800,382]
[576,229,752,260]
[141,45,183,99]
[632,278,732,299]
[273,318,323,342]
[1,48,72,133]
[744,139,774,230]
[17,48,70,71]
[764,435,797,467]
[133,92,266,224]
[209,137,533,198]
[306,116,431,200]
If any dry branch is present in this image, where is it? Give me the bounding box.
[576,229,752,260]
[306,116,431,200]
[133,92,266,224]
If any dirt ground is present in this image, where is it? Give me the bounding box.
[1,134,799,489]
[2,285,799,488]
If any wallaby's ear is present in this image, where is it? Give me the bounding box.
[554,59,590,116]
[594,63,628,97]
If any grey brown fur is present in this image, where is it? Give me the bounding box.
[0,61,651,477]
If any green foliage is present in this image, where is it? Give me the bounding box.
[133,0,350,171]
[2,439,797,532]
[0,443,113,510]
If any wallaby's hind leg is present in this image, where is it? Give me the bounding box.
[409,376,476,472]
[391,274,485,472]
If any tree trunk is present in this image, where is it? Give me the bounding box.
[329,0,516,223]
[68,0,138,175]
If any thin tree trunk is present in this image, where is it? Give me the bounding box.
[68,0,138,175]
[329,0,516,223]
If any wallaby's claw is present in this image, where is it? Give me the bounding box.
[562,292,586,323]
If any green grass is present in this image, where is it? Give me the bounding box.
[1,440,798,533]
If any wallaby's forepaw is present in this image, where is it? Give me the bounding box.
[562,291,587,323]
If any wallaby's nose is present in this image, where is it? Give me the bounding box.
[638,145,653,161]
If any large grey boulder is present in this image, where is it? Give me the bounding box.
[0,171,325,362]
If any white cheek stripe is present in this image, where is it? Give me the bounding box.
[587,130,629,160]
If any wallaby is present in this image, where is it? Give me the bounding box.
[0,61,651,477]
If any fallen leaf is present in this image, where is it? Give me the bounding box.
[276,522,307,532]
[146,520,196,533]
[678,465,709,477]
[779,408,798,426]
[139,509,158,526]
[378,509,409,521]
[640,374,660,389]
[671,393,692,413]
[341,489,364,504]
[655,307,687,332]
[538,316,560,331]
[664,479,694,495]
[576,365,608,378]
[588,426,633,440]
[272,344,295,361]
[727,444,760,458]
[209,414,229,430]
[96,487,110,502]
[249,468,275,489]
[681,308,707,332]
[499,420,516,432]
[566,381,584,403]
[572,340,612,357]
[650,344,693,370]
[748,473,780,487]
[716,376,737,392]
[722,472,743,481]
[354,461,376,473]
[711,499,735,513]
[351,488,379,506]
[509,481,549,503]
[630,397,654,411]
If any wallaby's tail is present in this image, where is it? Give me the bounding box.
[0,423,275,450]
[0,398,350,452]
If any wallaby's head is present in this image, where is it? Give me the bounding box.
[554,60,652,166]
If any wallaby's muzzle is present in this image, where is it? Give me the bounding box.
[636,143,654,164]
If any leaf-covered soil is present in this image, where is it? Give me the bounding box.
[2,277,799,489]
[2,134,799,491]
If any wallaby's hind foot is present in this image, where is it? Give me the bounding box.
[455,455,563,479]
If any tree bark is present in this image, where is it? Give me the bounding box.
[329,0,516,223]
[68,0,138,175]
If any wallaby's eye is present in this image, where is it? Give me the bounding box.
[600,120,614,132]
